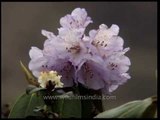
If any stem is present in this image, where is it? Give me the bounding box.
[78,83,103,118]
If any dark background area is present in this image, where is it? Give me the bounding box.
[2,2,157,110]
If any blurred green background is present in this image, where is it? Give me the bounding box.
[1,2,157,110]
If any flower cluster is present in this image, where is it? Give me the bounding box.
[38,71,63,88]
[29,8,131,93]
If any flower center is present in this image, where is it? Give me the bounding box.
[66,45,81,54]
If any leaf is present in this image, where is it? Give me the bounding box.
[52,92,81,118]
[95,96,157,118]
[26,85,46,94]
[29,88,46,94]
[8,93,45,118]
[26,85,37,94]
[20,61,39,87]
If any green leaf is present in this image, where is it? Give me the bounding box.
[20,61,39,87]
[26,85,37,94]
[26,85,46,94]
[95,96,157,118]
[8,93,45,118]
[52,92,81,118]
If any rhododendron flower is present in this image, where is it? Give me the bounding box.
[28,8,131,93]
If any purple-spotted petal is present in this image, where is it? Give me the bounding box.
[60,8,92,29]
[76,60,106,90]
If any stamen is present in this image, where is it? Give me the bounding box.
[111,63,114,67]
[97,41,100,44]
[69,45,81,53]
[75,66,78,69]
[89,52,93,56]
[100,43,103,46]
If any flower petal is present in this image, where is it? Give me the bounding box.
[76,60,105,90]
[41,29,55,39]
[29,47,43,60]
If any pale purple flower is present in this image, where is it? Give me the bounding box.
[89,24,124,57]
[76,48,131,93]
[28,8,131,93]
[60,8,92,30]
[29,46,75,87]
[75,23,131,92]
